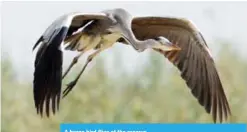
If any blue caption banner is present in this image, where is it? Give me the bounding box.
[60,123,246,132]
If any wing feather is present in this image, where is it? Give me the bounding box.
[131,17,231,122]
[33,12,110,117]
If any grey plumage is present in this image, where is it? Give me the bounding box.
[32,8,230,123]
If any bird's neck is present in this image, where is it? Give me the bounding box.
[117,18,152,52]
[121,26,147,52]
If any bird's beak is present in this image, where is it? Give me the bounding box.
[166,42,181,51]
[153,41,181,51]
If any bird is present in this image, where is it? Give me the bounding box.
[32,8,231,123]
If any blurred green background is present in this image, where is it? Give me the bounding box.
[1,42,247,132]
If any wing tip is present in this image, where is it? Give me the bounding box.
[33,36,44,51]
[33,38,64,117]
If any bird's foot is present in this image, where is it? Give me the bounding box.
[63,80,77,98]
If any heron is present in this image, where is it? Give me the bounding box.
[32,8,231,123]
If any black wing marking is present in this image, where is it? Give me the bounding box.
[33,27,68,117]
[33,12,110,117]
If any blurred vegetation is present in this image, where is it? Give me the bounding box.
[1,43,247,132]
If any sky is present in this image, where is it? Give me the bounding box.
[1,1,247,81]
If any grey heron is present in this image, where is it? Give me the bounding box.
[32,8,231,123]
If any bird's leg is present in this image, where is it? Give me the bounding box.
[62,45,110,98]
[62,52,84,79]
[62,33,101,79]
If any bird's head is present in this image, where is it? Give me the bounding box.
[147,36,181,51]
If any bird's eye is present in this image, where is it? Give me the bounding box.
[154,37,160,41]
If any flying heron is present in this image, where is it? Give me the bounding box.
[32,8,231,123]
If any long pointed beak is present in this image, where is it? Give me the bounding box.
[166,42,181,51]
[154,42,181,51]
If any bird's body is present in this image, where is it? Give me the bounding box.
[62,15,116,52]
[32,8,231,123]
[64,29,122,52]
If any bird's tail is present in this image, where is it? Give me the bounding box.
[33,27,68,117]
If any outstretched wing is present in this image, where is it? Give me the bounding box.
[32,12,110,117]
[131,17,231,122]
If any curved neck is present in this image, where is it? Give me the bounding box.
[120,25,149,51]
[114,16,154,51]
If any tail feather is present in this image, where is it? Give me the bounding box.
[33,27,68,117]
